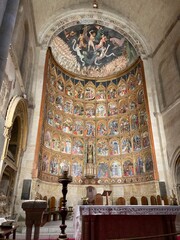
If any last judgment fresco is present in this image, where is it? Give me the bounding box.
[38,49,155,185]
[50,24,138,78]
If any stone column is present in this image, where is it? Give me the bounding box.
[0,0,8,27]
[0,0,20,89]
[22,200,47,240]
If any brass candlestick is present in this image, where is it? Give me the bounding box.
[57,170,72,240]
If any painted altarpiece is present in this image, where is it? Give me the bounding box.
[37,47,156,185]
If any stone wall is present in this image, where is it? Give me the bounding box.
[152,18,180,191]
[0,0,37,218]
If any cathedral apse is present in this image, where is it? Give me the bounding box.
[37,23,156,185]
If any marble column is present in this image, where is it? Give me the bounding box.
[0,0,20,89]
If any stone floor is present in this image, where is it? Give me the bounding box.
[9,220,74,240]
[8,215,180,240]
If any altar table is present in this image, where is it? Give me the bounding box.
[74,205,180,240]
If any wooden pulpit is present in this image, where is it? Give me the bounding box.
[102,190,112,205]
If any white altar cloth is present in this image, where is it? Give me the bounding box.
[73,205,180,240]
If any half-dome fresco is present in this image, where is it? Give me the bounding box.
[50,24,138,78]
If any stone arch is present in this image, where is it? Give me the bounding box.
[175,157,180,190]
[170,147,180,203]
[1,95,28,175]
[0,95,28,215]
[38,8,150,57]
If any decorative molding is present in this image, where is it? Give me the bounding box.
[79,205,180,216]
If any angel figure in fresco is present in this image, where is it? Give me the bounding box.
[55,96,63,110]
[96,89,106,100]
[50,158,58,175]
[65,139,71,154]
[97,163,109,178]
[54,114,62,130]
[136,70,142,85]
[96,104,106,117]
[75,87,84,99]
[72,162,82,177]
[47,110,54,126]
[95,34,107,50]
[65,85,73,96]
[94,44,116,66]
[88,30,96,52]
[42,154,49,172]
[122,138,131,153]
[111,141,120,155]
[133,135,141,151]
[138,89,144,104]
[111,162,122,177]
[110,37,125,49]
[118,84,127,96]
[85,123,95,137]
[123,160,134,176]
[135,156,144,174]
[145,155,153,172]
[140,110,147,126]
[97,122,107,136]
[72,39,85,65]
[44,131,51,148]
[72,140,83,155]
[78,32,87,49]
[131,114,139,130]
[57,79,64,91]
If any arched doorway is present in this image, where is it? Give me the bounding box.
[0,96,28,216]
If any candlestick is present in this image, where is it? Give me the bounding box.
[57,168,72,240]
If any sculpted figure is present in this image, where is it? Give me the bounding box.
[87,144,93,163]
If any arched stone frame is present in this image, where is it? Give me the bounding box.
[174,40,180,76]
[170,147,180,203]
[32,7,168,189]
[0,95,28,215]
[0,95,28,178]
[38,8,150,56]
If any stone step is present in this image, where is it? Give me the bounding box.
[12,220,75,239]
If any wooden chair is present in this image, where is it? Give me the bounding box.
[58,197,63,220]
[116,197,126,205]
[130,196,138,205]
[59,197,63,211]
[157,195,162,205]
[94,193,103,205]
[162,196,169,205]
[48,196,58,221]
[141,196,148,205]
[86,186,96,205]
[43,195,47,201]
[150,196,157,205]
